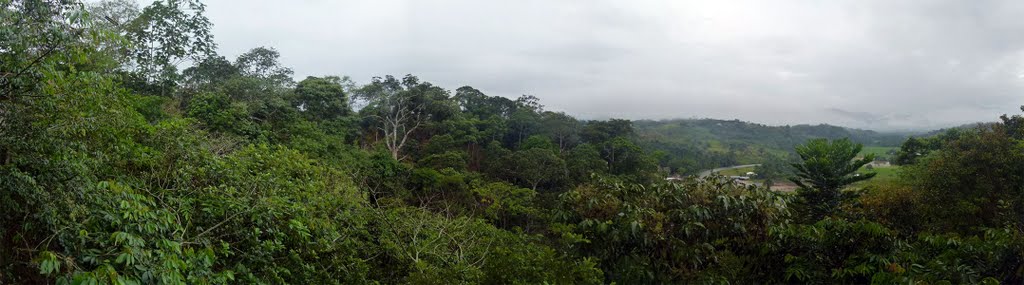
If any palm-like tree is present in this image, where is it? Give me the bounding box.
[790,138,875,221]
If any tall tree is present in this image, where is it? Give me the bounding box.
[508,95,543,146]
[122,0,216,91]
[294,76,349,120]
[1,0,98,101]
[87,0,141,33]
[511,148,566,191]
[894,137,928,165]
[234,46,294,87]
[789,138,875,221]
[453,86,514,120]
[85,0,141,64]
[181,55,239,89]
[540,111,581,152]
[581,119,633,144]
[356,75,447,160]
[1000,105,1024,140]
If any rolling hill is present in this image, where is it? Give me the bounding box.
[636,118,915,174]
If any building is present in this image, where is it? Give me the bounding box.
[867,161,891,168]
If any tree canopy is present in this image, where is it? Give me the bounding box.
[3,1,1024,284]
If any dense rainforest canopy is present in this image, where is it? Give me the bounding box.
[3,0,1024,284]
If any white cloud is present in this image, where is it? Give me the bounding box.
[203,0,1024,131]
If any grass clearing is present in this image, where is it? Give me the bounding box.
[854,165,900,186]
[859,146,897,160]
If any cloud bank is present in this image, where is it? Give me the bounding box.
[204,0,1024,131]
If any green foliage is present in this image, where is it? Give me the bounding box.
[904,125,1024,233]
[356,74,455,160]
[852,183,925,235]
[860,146,897,161]
[1002,106,1024,139]
[294,76,349,120]
[790,138,875,221]
[182,55,239,88]
[895,128,964,165]
[752,155,795,180]
[198,145,372,284]
[898,228,1024,284]
[372,207,603,284]
[558,177,790,283]
[565,143,608,185]
[123,0,216,87]
[520,134,558,151]
[855,164,900,186]
[635,119,908,171]
[43,181,232,284]
[186,92,255,135]
[510,148,566,191]
[540,111,580,152]
[470,182,539,228]
[419,151,468,171]
[773,218,900,283]
[8,1,1024,283]
[234,47,294,87]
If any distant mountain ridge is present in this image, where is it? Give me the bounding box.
[636,118,912,146]
[914,121,994,138]
[634,118,918,173]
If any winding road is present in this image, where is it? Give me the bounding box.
[697,164,761,178]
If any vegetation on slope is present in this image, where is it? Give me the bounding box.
[3,1,1024,284]
[636,118,909,174]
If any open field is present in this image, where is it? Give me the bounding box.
[854,165,900,186]
[859,146,898,160]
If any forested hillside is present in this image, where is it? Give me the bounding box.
[636,119,910,174]
[4,1,1024,284]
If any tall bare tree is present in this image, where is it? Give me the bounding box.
[356,75,448,161]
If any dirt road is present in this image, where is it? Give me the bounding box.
[697,164,761,178]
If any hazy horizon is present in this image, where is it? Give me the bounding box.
[631,117,992,133]
[203,0,1024,131]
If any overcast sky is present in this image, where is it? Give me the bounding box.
[202,0,1024,131]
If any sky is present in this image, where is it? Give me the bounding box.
[202,0,1024,131]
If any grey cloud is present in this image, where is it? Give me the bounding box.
[202,0,1024,131]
